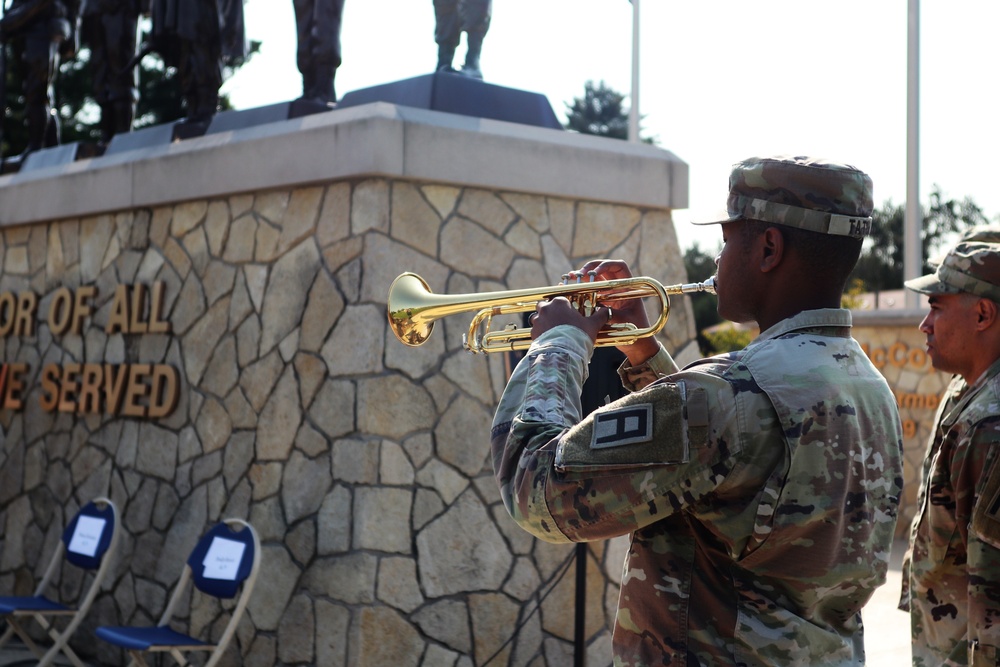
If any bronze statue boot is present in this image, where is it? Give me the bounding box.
[459,33,484,79]
[459,61,482,79]
[301,64,336,106]
[436,44,458,73]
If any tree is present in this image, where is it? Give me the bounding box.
[564,79,655,143]
[849,186,992,292]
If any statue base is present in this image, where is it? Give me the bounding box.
[205,99,334,135]
[104,101,335,157]
[3,142,102,174]
[337,72,562,130]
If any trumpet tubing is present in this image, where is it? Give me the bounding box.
[387,272,716,354]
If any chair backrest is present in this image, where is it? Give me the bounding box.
[169,519,259,667]
[186,520,258,599]
[28,497,120,666]
[60,498,118,571]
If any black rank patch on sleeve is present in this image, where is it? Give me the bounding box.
[554,382,694,473]
[592,405,653,449]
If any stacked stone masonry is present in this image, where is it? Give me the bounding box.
[0,176,698,666]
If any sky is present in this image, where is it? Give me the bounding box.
[222,1,1000,254]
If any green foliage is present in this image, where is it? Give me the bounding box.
[841,278,866,310]
[55,48,103,145]
[565,80,628,139]
[703,324,754,354]
[564,80,656,144]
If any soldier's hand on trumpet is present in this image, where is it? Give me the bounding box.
[565,259,652,328]
[529,297,611,342]
[533,259,661,366]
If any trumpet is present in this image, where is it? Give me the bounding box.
[387,271,716,354]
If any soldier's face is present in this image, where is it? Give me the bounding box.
[919,292,980,380]
[714,220,758,324]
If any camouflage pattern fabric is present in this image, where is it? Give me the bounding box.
[491,310,904,666]
[928,228,1000,267]
[900,357,1000,666]
[692,156,874,239]
[905,241,1000,304]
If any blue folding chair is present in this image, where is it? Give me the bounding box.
[95,518,260,667]
[0,496,120,667]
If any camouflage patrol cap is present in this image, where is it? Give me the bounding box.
[693,155,874,238]
[905,241,1000,303]
[928,226,1000,267]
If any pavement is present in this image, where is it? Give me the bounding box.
[0,639,81,667]
[863,538,913,667]
[0,540,914,667]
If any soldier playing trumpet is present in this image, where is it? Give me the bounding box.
[491,155,904,666]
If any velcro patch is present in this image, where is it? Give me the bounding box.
[555,381,703,473]
[592,405,653,449]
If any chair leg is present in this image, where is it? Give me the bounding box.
[29,611,86,667]
[170,646,193,666]
[127,649,151,667]
[38,629,88,667]
[5,618,46,659]
[0,623,13,649]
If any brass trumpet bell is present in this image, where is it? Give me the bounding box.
[387,272,716,355]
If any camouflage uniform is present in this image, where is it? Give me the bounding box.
[492,156,904,666]
[492,311,903,665]
[901,240,1000,666]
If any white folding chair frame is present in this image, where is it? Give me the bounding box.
[121,518,261,667]
[0,496,120,667]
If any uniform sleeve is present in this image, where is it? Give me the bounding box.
[490,325,592,543]
[617,343,680,391]
[491,328,738,545]
[965,420,1000,664]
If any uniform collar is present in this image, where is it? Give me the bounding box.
[940,356,1000,429]
[753,308,852,344]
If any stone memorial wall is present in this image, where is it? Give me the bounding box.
[0,104,695,666]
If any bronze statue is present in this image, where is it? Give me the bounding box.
[0,0,78,154]
[145,0,245,127]
[433,0,490,80]
[293,0,343,105]
[79,0,142,146]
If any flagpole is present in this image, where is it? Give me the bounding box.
[904,0,921,308]
[629,0,640,143]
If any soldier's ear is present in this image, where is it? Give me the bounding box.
[976,298,999,330]
[758,226,784,273]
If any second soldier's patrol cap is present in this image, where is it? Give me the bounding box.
[693,155,874,238]
[905,241,1000,303]
[928,226,1000,267]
